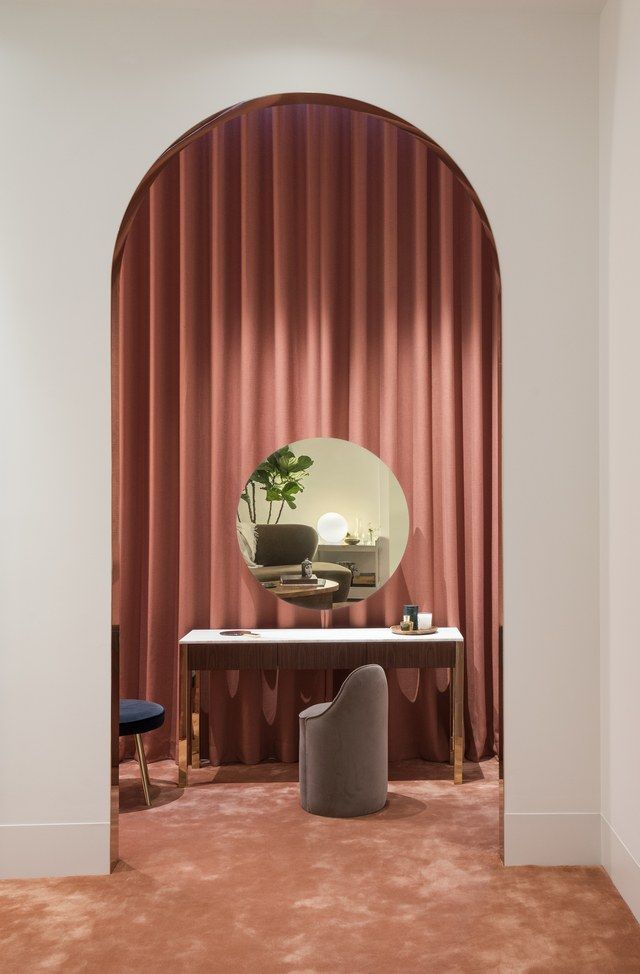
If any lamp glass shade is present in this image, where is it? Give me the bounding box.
[317,512,348,544]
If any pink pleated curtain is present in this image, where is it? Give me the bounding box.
[113,102,501,765]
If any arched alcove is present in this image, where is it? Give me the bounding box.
[111,93,501,863]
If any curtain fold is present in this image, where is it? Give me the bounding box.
[114,103,501,764]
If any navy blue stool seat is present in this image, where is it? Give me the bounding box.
[119,699,165,737]
[119,699,165,807]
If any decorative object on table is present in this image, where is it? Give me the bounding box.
[403,604,419,631]
[301,557,313,579]
[220,630,261,637]
[280,572,321,585]
[240,445,314,524]
[400,615,412,632]
[418,611,433,630]
[390,624,439,636]
[317,511,348,544]
[344,533,360,546]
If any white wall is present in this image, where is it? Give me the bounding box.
[599,0,640,922]
[0,0,600,876]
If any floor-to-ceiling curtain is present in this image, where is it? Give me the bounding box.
[114,102,501,765]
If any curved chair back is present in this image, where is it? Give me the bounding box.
[254,523,318,566]
[299,664,388,817]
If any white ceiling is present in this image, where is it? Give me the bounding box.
[453,0,606,10]
[24,0,608,12]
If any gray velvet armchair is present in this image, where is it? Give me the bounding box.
[250,523,352,602]
[299,664,388,817]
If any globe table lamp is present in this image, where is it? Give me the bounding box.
[317,512,348,544]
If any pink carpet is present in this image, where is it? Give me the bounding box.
[1,759,639,972]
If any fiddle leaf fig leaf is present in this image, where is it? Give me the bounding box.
[251,468,270,485]
[246,444,314,519]
[277,454,296,473]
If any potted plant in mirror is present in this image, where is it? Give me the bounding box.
[240,446,314,523]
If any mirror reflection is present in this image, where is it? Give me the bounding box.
[236,437,410,609]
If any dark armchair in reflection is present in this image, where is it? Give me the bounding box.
[249,523,352,603]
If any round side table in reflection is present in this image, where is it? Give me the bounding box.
[263,579,339,610]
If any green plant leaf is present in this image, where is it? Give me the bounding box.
[250,469,270,485]
[285,497,297,509]
[242,446,314,513]
[268,447,290,466]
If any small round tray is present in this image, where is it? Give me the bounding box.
[390,625,438,636]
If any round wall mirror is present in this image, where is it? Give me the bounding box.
[236,437,410,610]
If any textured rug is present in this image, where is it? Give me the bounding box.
[1,758,639,973]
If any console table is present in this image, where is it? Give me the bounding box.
[178,627,464,788]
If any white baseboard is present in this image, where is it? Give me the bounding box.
[0,822,111,879]
[601,816,640,923]
[504,811,601,866]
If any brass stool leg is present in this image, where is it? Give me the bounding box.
[134,733,152,807]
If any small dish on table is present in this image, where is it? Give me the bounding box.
[390,624,439,636]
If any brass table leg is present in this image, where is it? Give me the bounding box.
[178,643,190,788]
[449,672,454,765]
[453,641,464,784]
[191,669,201,770]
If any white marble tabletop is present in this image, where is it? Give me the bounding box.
[181,627,463,644]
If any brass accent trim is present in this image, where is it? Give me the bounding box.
[134,733,152,807]
[178,643,189,788]
[110,625,119,871]
[449,672,454,766]
[498,624,504,863]
[191,670,201,770]
[453,641,465,785]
